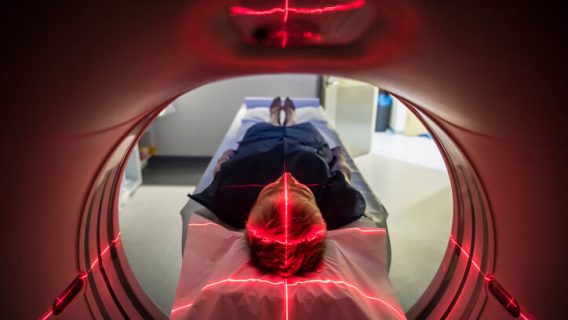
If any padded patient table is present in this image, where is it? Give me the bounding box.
[174,98,398,319]
[180,98,390,261]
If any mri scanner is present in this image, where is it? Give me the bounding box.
[1,1,566,319]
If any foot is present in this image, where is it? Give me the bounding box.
[283,97,296,126]
[269,97,282,125]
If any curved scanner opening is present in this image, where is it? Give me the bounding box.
[73,75,494,319]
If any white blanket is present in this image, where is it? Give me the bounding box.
[171,215,405,320]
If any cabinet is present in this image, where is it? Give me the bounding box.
[322,76,378,156]
[119,143,144,206]
[118,104,176,205]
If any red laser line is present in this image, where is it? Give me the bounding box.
[201,278,285,291]
[39,309,53,320]
[170,278,283,314]
[505,295,518,309]
[230,0,365,16]
[221,183,320,189]
[284,278,289,320]
[188,222,220,227]
[40,233,122,319]
[222,184,267,189]
[191,222,384,238]
[281,30,288,48]
[231,7,282,16]
[283,171,290,267]
[449,235,489,280]
[289,279,406,320]
[341,227,386,234]
[191,223,378,245]
[281,0,289,48]
[100,242,113,257]
[171,277,404,319]
[54,284,76,308]
[171,303,193,313]
[88,257,100,273]
[449,236,536,318]
[248,227,325,246]
[230,0,365,48]
[283,0,289,22]
[86,233,121,274]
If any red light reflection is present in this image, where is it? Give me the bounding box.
[283,171,290,264]
[229,0,365,16]
[520,311,535,320]
[289,279,405,319]
[222,182,319,189]
[449,235,489,280]
[230,0,365,48]
[248,226,325,246]
[449,236,536,319]
[170,276,405,319]
[39,309,53,320]
[284,278,290,320]
[39,233,121,320]
[190,223,383,242]
[283,0,289,22]
[342,227,385,234]
[188,222,220,227]
[86,233,121,274]
[170,303,193,314]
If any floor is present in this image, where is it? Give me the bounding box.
[355,132,452,312]
[118,157,209,314]
[118,132,452,315]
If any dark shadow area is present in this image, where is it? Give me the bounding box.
[142,156,211,186]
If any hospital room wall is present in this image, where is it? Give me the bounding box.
[152,74,320,156]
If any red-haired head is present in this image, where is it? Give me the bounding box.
[246,172,327,277]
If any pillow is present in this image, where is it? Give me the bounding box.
[171,215,404,320]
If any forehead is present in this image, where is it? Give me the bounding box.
[258,182,283,200]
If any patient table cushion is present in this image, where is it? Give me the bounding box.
[171,215,404,320]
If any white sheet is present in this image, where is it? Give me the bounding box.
[171,215,405,320]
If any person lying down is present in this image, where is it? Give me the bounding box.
[171,97,405,319]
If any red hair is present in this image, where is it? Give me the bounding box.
[245,185,326,277]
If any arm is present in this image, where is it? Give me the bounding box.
[330,147,351,181]
[213,149,236,175]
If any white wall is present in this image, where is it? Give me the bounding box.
[389,97,407,133]
[152,74,319,156]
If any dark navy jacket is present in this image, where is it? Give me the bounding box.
[189,122,365,230]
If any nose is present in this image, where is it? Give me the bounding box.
[281,172,298,184]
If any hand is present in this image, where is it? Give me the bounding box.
[214,149,236,175]
[330,147,351,181]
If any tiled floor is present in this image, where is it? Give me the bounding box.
[119,131,452,315]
